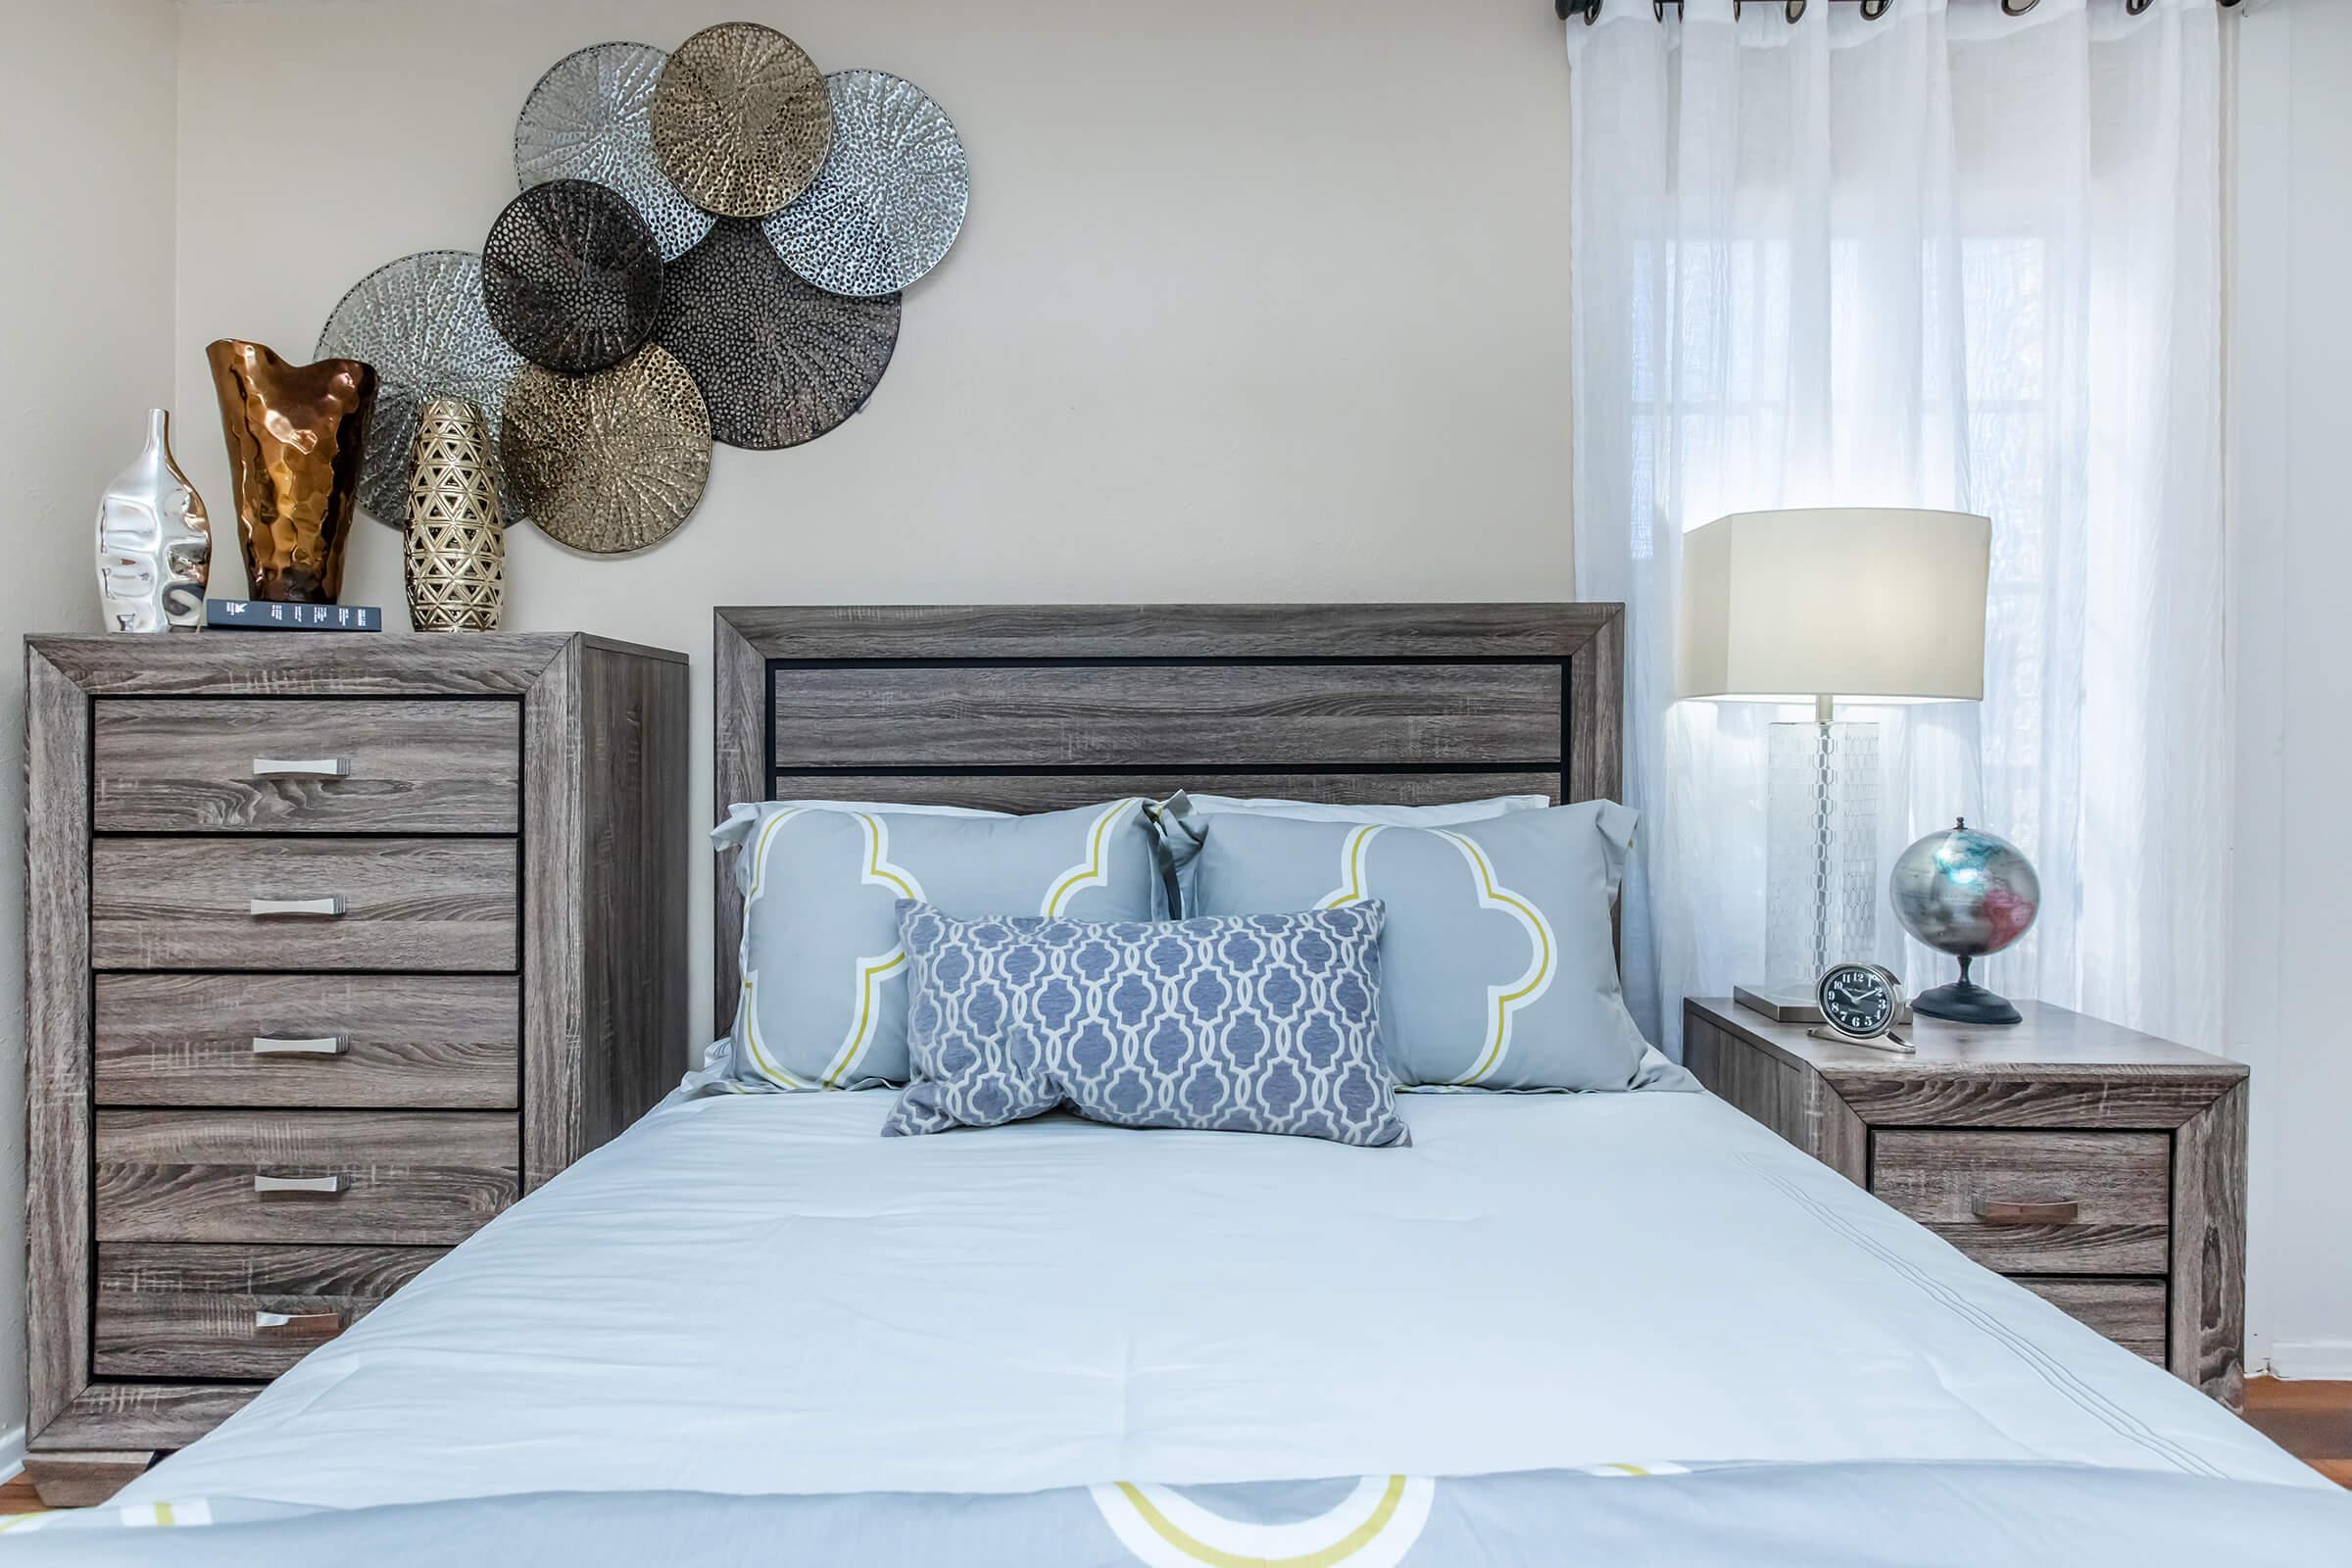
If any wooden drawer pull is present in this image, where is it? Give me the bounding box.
[253,1172,347,1197]
[1973,1197,2080,1225]
[248,896,346,918]
[251,757,350,779]
[254,1309,344,1339]
[250,1034,350,1056]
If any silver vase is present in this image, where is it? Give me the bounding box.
[95,409,212,632]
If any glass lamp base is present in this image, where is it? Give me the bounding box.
[1765,718,1880,992]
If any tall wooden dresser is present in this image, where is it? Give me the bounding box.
[21,633,690,1504]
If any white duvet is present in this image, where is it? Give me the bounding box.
[120,1089,2319,1509]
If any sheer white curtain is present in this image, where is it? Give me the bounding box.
[1566,0,2225,1054]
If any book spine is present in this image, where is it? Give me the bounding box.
[205,601,383,632]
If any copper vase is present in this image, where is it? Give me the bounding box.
[206,339,378,604]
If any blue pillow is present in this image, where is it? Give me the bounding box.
[883,901,1409,1147]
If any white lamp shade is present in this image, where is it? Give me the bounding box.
[1677,508,1990,703]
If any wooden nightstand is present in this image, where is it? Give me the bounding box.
[1684,996,2248,1409]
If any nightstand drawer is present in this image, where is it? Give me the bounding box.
[94,1243,443,1380]
[2016,1276,2168,1364]
[94,974,520,1109]
[1870,1129,2171,1275]
[91,838,518,972]
[94,1110,518,1246]
[94,699,519,834]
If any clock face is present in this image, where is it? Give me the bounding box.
[1817,962,1895,1038]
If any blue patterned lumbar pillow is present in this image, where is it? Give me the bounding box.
[883,900,1410,1147]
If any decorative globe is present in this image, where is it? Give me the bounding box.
[1889,818,2040,958]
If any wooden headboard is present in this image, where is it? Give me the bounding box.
[710,603,1625,1017]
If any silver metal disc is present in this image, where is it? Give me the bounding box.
[764,70,969,298]
[318,250,527,528]
[515,42,714,263]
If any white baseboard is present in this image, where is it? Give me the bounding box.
[0,1423,23,1485]
[2266,1339,2352,1380]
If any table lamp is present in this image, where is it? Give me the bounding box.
[1677,508,1990,1021]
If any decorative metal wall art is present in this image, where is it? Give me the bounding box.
[764,70,969,298]
[404,398,506,631]
[205,340,377,604]
[651,23,833,218]
[501,344,711,554]
[318,251,525,527]
[655,220,901,450]
[94,409,211,632]
[483,178,665,374]
[515,42,715,262]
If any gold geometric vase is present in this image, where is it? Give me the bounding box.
[403,398,506,631]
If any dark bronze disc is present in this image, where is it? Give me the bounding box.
[654,219,900,450]
[651,23,833,220]
[500,343,712,554]
[481,178,664,373]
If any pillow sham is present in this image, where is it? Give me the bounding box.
[1143,790,1551,917]
[884,900,1409,1148]
[708,798,1160,1092]
[1189,802,1686,1093]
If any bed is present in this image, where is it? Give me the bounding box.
[17,604,2348,1563]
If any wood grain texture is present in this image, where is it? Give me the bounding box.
[1682,1008,1866,1182]
[93,698,520,833]
[95,1109,518,1245]
[94,1243,442,1379]
[91,836,519,972]
[1870,1129,2172,1275]
[575,640,692,1160]
[766,771,1564,816]
[34,1384,259,1450]
[770,664,1562,769]
[21,1453,154,1508]
[714,602,1618,661]
[1830,1076,2230,1131]
[713,604,1625,1009]
[2174,1079,2248,1408]
[2014,1276,2169,1363]
[24,648,93,1435]
[30,632,574,695]
[94,972,519,1108]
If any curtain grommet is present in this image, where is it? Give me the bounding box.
[1861,0,1891,19]
[1786,0,1806,22]
[2001,0,2038,16]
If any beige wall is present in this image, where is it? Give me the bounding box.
[169,0,1578,1047]
[0,0,180,1452]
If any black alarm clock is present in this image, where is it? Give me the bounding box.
[1809,961,1914,1054]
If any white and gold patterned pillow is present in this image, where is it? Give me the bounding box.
[704,799,1159,1092]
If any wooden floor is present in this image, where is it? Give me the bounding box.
[0,1380,2344,1513]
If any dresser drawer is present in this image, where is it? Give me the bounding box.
[94,1243,442,1380]
[95,1110,518,1245]
[1870,1129,2171,1274]
[95,973,519,1109]
[91,838,518,972]
[2016,1276,2168,1364]
[94,699,518,833]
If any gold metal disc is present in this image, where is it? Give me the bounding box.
[500,344,712,555]
[651,22,833,220]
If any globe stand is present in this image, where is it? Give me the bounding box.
[1911,956,2022,1026]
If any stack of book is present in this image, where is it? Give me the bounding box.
[206,601,383,632]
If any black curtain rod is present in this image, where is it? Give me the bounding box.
[1560,0,2243,20]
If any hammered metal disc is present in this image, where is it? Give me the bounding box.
[651,22,833,219]
[500,342,711,554]
[764,70,969,298]
[318,250,527,528]
[654,220,901,451]
[482,179,664,374]
[515,42,715,262]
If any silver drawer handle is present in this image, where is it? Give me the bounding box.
[248,896,345,918]
[252,1035,349,1056]
[252,758,349,779]
[253,1172,347,1196]
[254,1309,344,1338]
